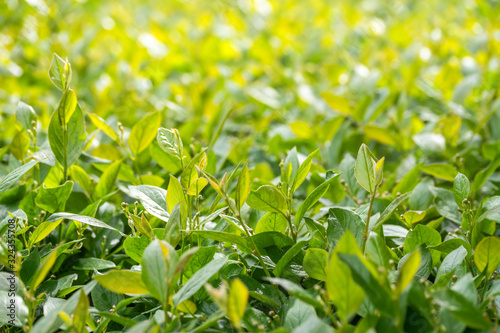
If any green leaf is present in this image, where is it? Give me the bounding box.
[453,172,470,207]
[255,212,288,234]
[395,249,420,295]
[164,203,181,247]
[420,164,458,181]
[474,237,500,276]
[338,253,396,317]
[295,173,340,224]
[327,207,365,249]
[172,256,228,307]
[251,231,294,251]
[433,289,490,330]
[180,150,207,189]
[95,270,149,295]
[404,224,441,253]
[365,232,391,269]
[355,144,379,193]
[129,112,161,156]
[123,236,150,263]
[273,240,307,277]
[30,281,97,333]
[0,160,38,195]
[49,53,72,91]
[372,192,411,230]
[284,299,316,331]
[435,246,467,283]
[48,98,86,168]
[20,249,40,286]
[326,231,365,322]
[235,164,250,211]
[17,101,37,130]
[476,204,500,224]
[291,149,318,192]
[72,258,116,271]
[35,181,73,213]
[183,246,217,279]
[88,113,118,141]
[129,185,169,222]
[72,290,89,333]
[265,277,323,310]
[141,240,174,303]
[91,283,124,312]
[190,230,251,251]
[46,213,125,236]
[95,160,121,199]
[246,185,287,214]
[303,248,328,281]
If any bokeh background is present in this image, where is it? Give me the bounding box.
[1,0,500,177]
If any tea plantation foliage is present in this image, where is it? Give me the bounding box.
[2,0,500,332]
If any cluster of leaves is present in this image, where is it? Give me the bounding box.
[2,0,500,332]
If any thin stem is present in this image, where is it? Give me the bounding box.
[227,199,271,278]
[362,192,376,253]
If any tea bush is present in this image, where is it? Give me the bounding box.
[2,1,500,332]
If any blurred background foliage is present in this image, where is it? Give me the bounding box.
[1,0,500,194]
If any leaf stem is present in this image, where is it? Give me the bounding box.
[362,192,376,253]
[226,197,271,278]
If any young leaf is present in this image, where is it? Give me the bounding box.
[226,278,248,328]
[31,250,58,291]
[395,249,420,295]
[354,144,378,193]
[157,127,183,158]
[164,204,181,247]
[246,185,287,214]
[180,150,207,189]
[235,164,250,211]
[129,112,161,156]
[10,130,30,161]
[88,113,118,141]
[291,149,318,192]
[49,53,72,91]
[95,270,149,295]
[166,175,187,225]
[95,160,121,199]
[29,219,63,247]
